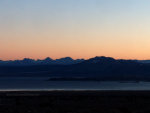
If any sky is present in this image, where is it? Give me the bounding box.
[1,0,150,60]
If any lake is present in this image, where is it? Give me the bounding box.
[0,77,150,91]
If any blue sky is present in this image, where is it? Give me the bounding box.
[0,0,150,60]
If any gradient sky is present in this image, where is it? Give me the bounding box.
[1,0,150,60]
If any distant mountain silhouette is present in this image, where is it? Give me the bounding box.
[1,56,150,81]
[0,57,84,66]
[0,56,149,66]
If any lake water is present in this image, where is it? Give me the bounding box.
[0,77,150,91]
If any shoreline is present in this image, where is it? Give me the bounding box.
[0,89,150,92]
[0,90,150,95]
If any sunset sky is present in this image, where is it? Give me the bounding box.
[1,0,150,60]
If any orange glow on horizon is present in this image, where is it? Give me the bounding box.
[1,0,150,61]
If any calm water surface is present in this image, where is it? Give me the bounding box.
[0,77,150,91]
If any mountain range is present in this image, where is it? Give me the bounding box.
[0,57,84,66]
[0,56,149,66]
[1,56,150,81]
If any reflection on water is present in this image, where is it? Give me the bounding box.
[0,77,150,91]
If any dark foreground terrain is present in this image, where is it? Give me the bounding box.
[0,91,150,113]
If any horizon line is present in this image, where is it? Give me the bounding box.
[1,56,150,61]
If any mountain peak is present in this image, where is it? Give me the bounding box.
[44,57,53,61]
[58,57,73,61]
[22,58,34,61]
[87,56,115,63]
